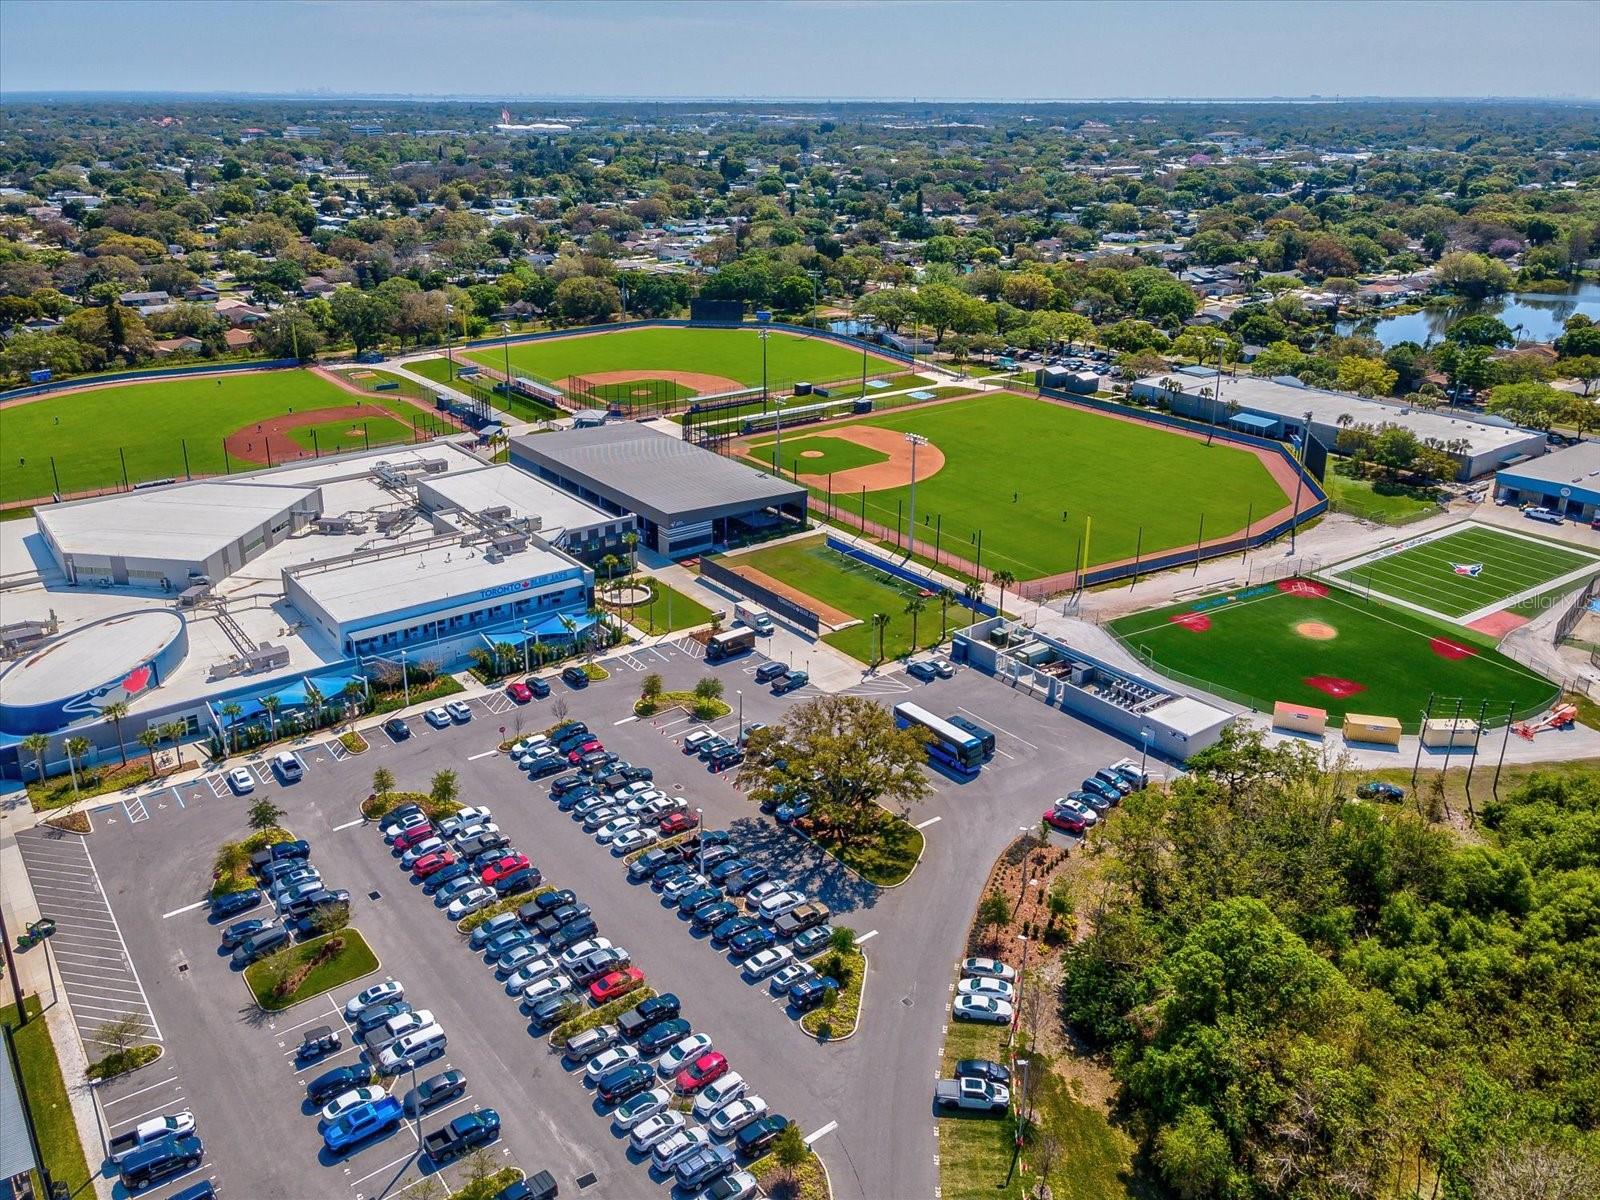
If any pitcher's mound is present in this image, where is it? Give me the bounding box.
[1294,620,1338,641]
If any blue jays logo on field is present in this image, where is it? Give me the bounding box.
[1451,562,1484,577]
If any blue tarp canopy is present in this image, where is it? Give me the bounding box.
[529,612,599,639]
[1228,412,1278,432]
[306,671,364,698]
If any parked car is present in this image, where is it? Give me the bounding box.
[701,1169,758,1200]
[319,1086,388,1126]
[734,1114,790,1158]
[692,1072,747,1119]
[675,1144,738,1190]
[617,992,681,1039]
[754,661,788,684]
[226,767,255,795]
[345,980,404,1020]
[789,976,840,1013]
[708,1095,768,1138]
[612,1086,672,1130]
[424,706,453,729]
[211,888,262,920]
[597,1062,656,1106]
[445,701,473,723]
[402,1070,466,1115]
[590,967,646,1004]
[383,717,411,740]
[961,956,1017,982]
[528,676,551,698]
[1043,807,1090,835]
[506,681,534,704]
[434,876,479,906]
[563,1023,621,1063]
[953,994,1014,1024]
[219,916,275,949]
[422,1108,500,1164]
[955,1058,1011,1086]
[108,1111,196,1165]
[741,946,794,979]
[957,977,1016,1002]
[308,1063,374,1106]
[584,1045,642,1084]
[1356,781,1406,801]
[907,659,939,682]
[561,665,590,688]
[637,1017,693,1057]
[412,850,457,879]
[446,888,497,920]
[791,924,834,957]
[229,924,289,967]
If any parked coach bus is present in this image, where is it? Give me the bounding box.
[893,701,985,777]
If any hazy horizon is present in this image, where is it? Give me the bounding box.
[2,0,1597,103]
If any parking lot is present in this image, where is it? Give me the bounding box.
[36,632,1135,1199]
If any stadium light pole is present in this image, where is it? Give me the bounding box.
[905,433,929,552]
[501,322,512,398]
[1140,727,1153,776]
[759,328,771,411]
[1289,410,1312,554]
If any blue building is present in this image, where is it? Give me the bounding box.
[1495,440,1600,523]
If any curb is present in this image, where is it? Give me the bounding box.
[798,948,869,1045]
[788,803,926,890]
[240,930,383,1015]
[87,1043,165,1087]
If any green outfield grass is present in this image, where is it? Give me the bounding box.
[720,534,960,663]
[744,432,889,475]
[404,356,463,384]
[0,370,407,503]
[792,392,1291,581]
[1107,579,1557,726]
[1331,523,1600,618]
[284,414,415,455]
[462,326,902,390]
[402,355,560,422]
[577,377,697,406]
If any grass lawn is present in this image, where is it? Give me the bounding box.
[799,946,866,1039]
[744,432,890,476]
[1324,471,1443,524]
[787,392,1290,581]
[284,413,415,455]
[1366,754,1600,808]
[1108,579,1558,726]
[244,928,379,1010]
[1331,523,1600,619]
[721,535,956,663]
[937,1006,1139,1200]
[403,356,460,385]
[798,804,924,886]
[0,369,401,502]
[602,577,715,635]
[1,995,93,1199]
[463,326,901,390]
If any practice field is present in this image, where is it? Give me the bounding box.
[0,370,419,503]
[1329,522,1600,620]
[745,433,890,475]
[462,326,902,392]
[284,414,414,456]
[1107,579,1557,726]
[717,534,954,663]
[747,392,1293,582]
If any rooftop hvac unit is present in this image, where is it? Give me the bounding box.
[482,505,512,521]
[375,510,410,532]
[492,534,528,554]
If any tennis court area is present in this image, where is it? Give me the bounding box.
[1328,522,1600,621]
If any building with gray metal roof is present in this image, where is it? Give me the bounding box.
[509,424,807,557]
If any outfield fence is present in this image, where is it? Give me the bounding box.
[0,357,299,403]
[697,556,822,634]
[1554,573,1600,644]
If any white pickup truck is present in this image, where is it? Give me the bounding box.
[107,1111,196,1164]
[934,1077,1010,1114]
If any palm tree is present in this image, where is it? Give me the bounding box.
[937,586,957,641]
[904,596,926,654]
[529,639,551,668]
[870,612,890,665]
[63,736,92,797]
[493,641,518,677]
[137,728,161,776]
[599,554,621,594]
[621,530,639,574]
[21,733,50,783]
[102,700,131,765]
[160,721,187,769]
[220,702,243,753]
[258,694,280,742]
[305,681,325,728]
[992,570,1016,616]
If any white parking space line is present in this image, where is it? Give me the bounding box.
[345,1146,423,1189]
[956,705,1037,750]
[613,715,638,725]
[275,1003,347,1036]
[331,817,366,832]
[856,929,879,944]
[108,1097,188,1130]
[100,1076,185,1106]
[466,749,500,761]
[162,899,208,919]
[121,796,150,823]
[914,816,943,829]
[805,1120,838,1145]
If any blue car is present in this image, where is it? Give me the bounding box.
[323,1097,404,1155]
[649,863,690,892]
[729,925,777,957]
[421,861,471,894]
[211,888,262,920]
[1079,777,1121,804]
[709,858,749,885]
[776,799,812,824]
[907,660,939,682]
[712,915,759,947]
[725,865,769,896]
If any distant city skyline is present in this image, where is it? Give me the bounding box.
[2,0,1597,102]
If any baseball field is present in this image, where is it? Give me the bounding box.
[745,392,1295,582]
[1107,578,1557,726]
[462,326,902,396]
[0,369,439,504]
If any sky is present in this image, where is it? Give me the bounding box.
[2,0,1597,102]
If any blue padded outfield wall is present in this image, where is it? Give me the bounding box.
[823,536,999,617]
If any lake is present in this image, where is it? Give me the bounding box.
[1337,281,1600,348]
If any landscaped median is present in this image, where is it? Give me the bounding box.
[794,804,924,887]
[798,940,867,1042]
[360,788,462,822]
[26,756,160,812]
[547,986,657,1048]
[750,1145,830,1200]
[450,1167,526,1200]
[211,825,295,898]
[245,929,380,1010]
[457,886,554,934]
[86,1042,162,1082]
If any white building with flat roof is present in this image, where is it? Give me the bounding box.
[415,464,636,558]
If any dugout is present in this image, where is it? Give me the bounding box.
[1344,713,1402,747]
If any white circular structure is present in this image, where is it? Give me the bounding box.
[0,610,187,735]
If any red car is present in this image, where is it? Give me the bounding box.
[506,681,533,704]
[658,810,699,836]
[481,854,531,886]
[394,824,437,852]
[675,1050,728,1093]
[588,967,645,1004]
[412,849,457,878]
[1042,807,1089,835]
[566,739,603,764]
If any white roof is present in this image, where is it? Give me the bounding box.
[1496,439,1600,487]
[419,465,616,534]
[1151,694,1234,738]
[290,541,582,626]
[38,481,317,563]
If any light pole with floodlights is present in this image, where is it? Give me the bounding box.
[1140,726,1152,776]
[696,808,705,877]
[905,433,928,548]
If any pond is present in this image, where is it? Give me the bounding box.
[1337,280,1600,347]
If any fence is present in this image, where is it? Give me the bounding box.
[823,535,998,616]
[0,356,299,402]
[698,555,821,634]
[1554,573,1600,644]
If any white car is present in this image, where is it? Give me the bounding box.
[439,807,492,839]
[769,962,814,993]
[656,1033,714,1079]
[584,1045,641,1084]
[610,829,657,856]
[692,1071,747,1120]
[623,788,668,813]
[628,1109,686,1153]
[382,811,430,841]
[503,956,562,995]
[559,938,613,968]
[756,890,806,922]
[520,975,573,1010]
[931,658,956,678]
[639,796,685,821]
[953,994,1014,1025]
[613,1087,672,1131]
[707,1095,768,1139]
[701,1170,757,1200]
[682,729,716,753]
[742,946,795,981]
[594,815,640,844]
[453,821,500,843]
[661,874,708,903]
[424,706,453,728]
[652,1126,710,1173]
[613,781,654,802]
[319,1085,388,1125]
[344,980,404,1019]
[399,837,444,869]
[227,767,255,795]
[445,700,473,723]
[367,1010,434,1050]
[957,977,1016,1002]
[446,888,496,920]
[744,880,786,906]
[1053,797,1099,826]
[961,957,1017,983]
